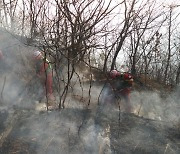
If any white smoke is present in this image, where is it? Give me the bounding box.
[131,87,180,123]
[0,30,38,109]
[0,29,179,153]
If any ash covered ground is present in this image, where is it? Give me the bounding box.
[0,103,179,154]
[0,30,180,154]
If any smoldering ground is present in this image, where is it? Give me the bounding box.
[0,30,179,153]
[0,31,111,153]
[130,86,180,123]
[1,53,180,154]
[94,83,180,153]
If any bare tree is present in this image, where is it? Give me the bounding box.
[15,0,119,108]
[163,5,180,85]
[114,0,166,77]
[110,0,136,70]
[0,0,180,109]
[176,63,180,84]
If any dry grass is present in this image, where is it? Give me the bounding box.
[134,74,173,92]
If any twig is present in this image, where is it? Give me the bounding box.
[134,140,140,151]
[117,96,121,137]
[44,136,55,152]
[164,144,169,154]
[97,83,107,105]
[164,143,174,154]
[1,76,6,103]
[68,128,70,153]
[138,99,143,116]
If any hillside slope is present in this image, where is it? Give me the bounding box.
[0,106,179,154]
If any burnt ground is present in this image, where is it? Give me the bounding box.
[0,28,179,154]
[96,108,180,154]
[0,106,179,154]
[0,72,179,154]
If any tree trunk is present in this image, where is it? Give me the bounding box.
[164,8,172,84]
[176,63,180,84]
